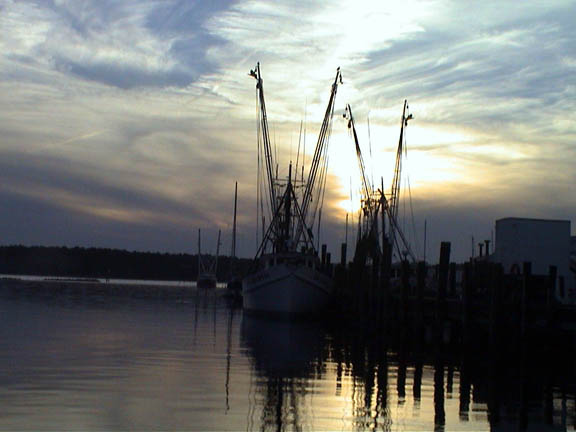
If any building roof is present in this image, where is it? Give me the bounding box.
[496,217,570,224]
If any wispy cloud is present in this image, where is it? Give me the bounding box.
[0,0,574,260]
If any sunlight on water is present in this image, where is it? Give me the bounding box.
[0,288,574,431]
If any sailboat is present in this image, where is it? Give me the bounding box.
[197,228,220,289]
[227,182,242,294]
[242,63,342,315]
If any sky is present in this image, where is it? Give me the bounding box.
[1,0,575,263]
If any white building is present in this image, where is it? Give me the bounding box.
[492,217,574,304]
[571,236,576,286]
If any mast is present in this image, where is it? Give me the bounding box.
[249,63,277,226]
[215,229,221,276]
[389,100,413,257]
[347,104,383,266]
[231,182,238,259]
[198,228,203,274]
[345,104,372,216]
[390,100,413,236]
[295,67,342,246]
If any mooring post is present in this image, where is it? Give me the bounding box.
[321,244,327,270]
[416,261,426,336]
[449,262,456,298]
[340,243,347,267]
[489,264,504,345]
[434,349,446,428]
[547,265,557,329]
[521,262,532,338]
[380,240,391,311]
[401,259,410,322]
[372,253,381,317]
[462,262,472,343]
[438,242,451,302]
[437,242,451,334]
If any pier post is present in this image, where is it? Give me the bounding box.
[400,259,410,323]
[521,262,532,338]
[380,240,391,310]
[321,244,327,270]
[462,262,472,343]
[372,253,381,318]
[437,242,451,333]
[547,265,557,329]
[459,350,470,421]
[489,264,503,345]
[438,242,450,302]
[416,261,426,339]
[434,349,446,428]
[340,243,347,267]
[449,262,456,298]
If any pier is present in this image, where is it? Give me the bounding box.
[331,240,576,342]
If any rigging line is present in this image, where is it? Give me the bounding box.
[317,208,322,252]
[303,99,307,183]
[297,68,341,242]
[309,121,332,232]
[256,87,261,249]
[314,143,329,242]
[318,153,330,231]
[295,119,303,182]
[367,112,374,194]
[349,176,354,244]
[407,174,420,260]
[404,124,420,260]
[402,171,407,241]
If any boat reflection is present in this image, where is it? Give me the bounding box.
[240,314,328,431]
[241,314,326,378]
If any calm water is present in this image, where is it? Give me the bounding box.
[0,288,574,431]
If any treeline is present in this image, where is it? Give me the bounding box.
[0,245,252,281]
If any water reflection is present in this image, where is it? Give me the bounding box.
[0,288,574,431]
[241,315,327,431]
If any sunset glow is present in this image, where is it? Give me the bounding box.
[0,0,574,260]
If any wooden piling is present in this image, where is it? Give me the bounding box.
[521,262,531,338]
[340,243,347,267]
[462,261,472,343]
[547,265,557,329]
[416,261,426,336]
[438,242,451,302]
[400,259,410,322]
[489,264,503,345]
[449,262,456,298]
[437,242,451,330]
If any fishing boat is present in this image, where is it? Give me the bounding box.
[242,63,342,315]
[197,229,220,289]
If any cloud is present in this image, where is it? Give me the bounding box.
[1,0,230,89]
[0,0,574,262]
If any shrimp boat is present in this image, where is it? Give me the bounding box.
[242,63,342,315]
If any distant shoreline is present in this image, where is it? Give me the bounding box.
[0,245,251,282]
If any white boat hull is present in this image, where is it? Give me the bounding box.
[242,263,333,315]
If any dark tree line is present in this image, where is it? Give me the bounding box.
[0,245,252,281]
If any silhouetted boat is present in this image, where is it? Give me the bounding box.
[227,182,242,295]
[197,229,220,289]
[242,63,342,315]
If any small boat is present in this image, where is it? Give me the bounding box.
[226,182,242,295]
[197,229,220,289]
[242,63,342,315]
